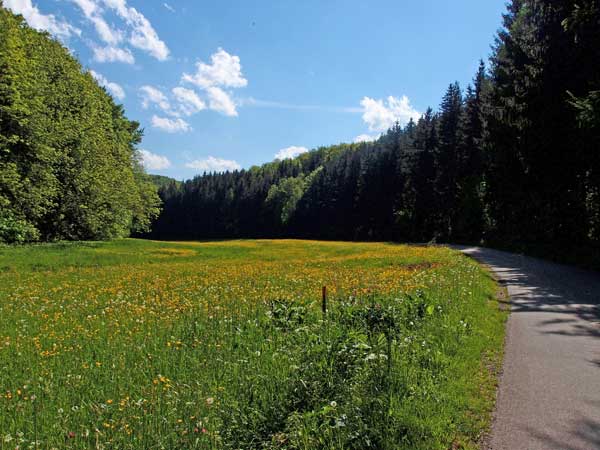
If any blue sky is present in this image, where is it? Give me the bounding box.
[5,0,506,179]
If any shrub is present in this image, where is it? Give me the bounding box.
[0,212,40,243]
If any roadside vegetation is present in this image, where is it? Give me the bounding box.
[0,239,506,449]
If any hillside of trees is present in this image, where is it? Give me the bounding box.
[146,0,600,261]
[0,5,160,243]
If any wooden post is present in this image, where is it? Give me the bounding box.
[322,286,327,316]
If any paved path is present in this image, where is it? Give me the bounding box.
[455,246,600,450]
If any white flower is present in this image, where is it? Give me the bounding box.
[330,401,337,408]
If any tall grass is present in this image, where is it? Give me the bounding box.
[0,239,506,449]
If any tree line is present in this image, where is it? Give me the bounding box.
[0,3,160,243]
[2,1,599,255]
[146,0,600,255]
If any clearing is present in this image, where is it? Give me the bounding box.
[0,239,506,449]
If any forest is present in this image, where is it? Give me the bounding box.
[144,0,600,264]
[1,1,600,262]
[0,4,160,243]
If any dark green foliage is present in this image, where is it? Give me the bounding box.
[146,101,486,244]
[0,5,160,243]
[3,1,599,260]
[483,0,600,246]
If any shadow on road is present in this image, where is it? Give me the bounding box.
[451,245,600,450]
[524,416,600,450]
[457,246,600,333]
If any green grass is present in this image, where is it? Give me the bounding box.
[0,239,507,449]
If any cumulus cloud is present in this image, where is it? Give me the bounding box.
[151,115,191,133]
[93,45,134,63]
[89,70,125,100]
[274,146,309,160]
[206,87,238,117]
[360,95,421,132]
[139,85,171,112]
[103,0,170,61]
[90,16,123,44]
[185,156,241,173]
[70,0,169,61]
[353,134,378,143]
[180,48,247,116]
[172,87,206,116]
[139,149,171,170]
[5,0,81,38]
[182,48,247,89]
[140,86,208,122]
[70,0,123,45]
[70,0,98,17]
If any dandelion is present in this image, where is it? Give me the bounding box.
[0,239,464,447]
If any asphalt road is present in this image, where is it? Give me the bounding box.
[456,246,600,450]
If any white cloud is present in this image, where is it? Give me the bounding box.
[151,115,191,133]
[103,0,170,61]
[139,85,171,112]
[90,16,123,44]
[140,86,207,120]
[71,0,98,17]
[5,0,81,38]
[172,87,206,116]
[185,156,241,173]
[92,45,134,63]
[275,146,309,160]
[206,86,238,117]
[163,3,175,12]
[354,134,378,143]
[178,48,246,118]
[139,149,171,170]
[360,95,421,132]
[182,48,247,89]
[70,0,123,45]
[89,70,125,100]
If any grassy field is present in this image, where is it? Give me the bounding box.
[0,239,506,449]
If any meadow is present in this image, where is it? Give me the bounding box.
[0,239,506,449]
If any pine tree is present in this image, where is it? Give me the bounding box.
[454,62,488,241]
[435,83,463,240]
